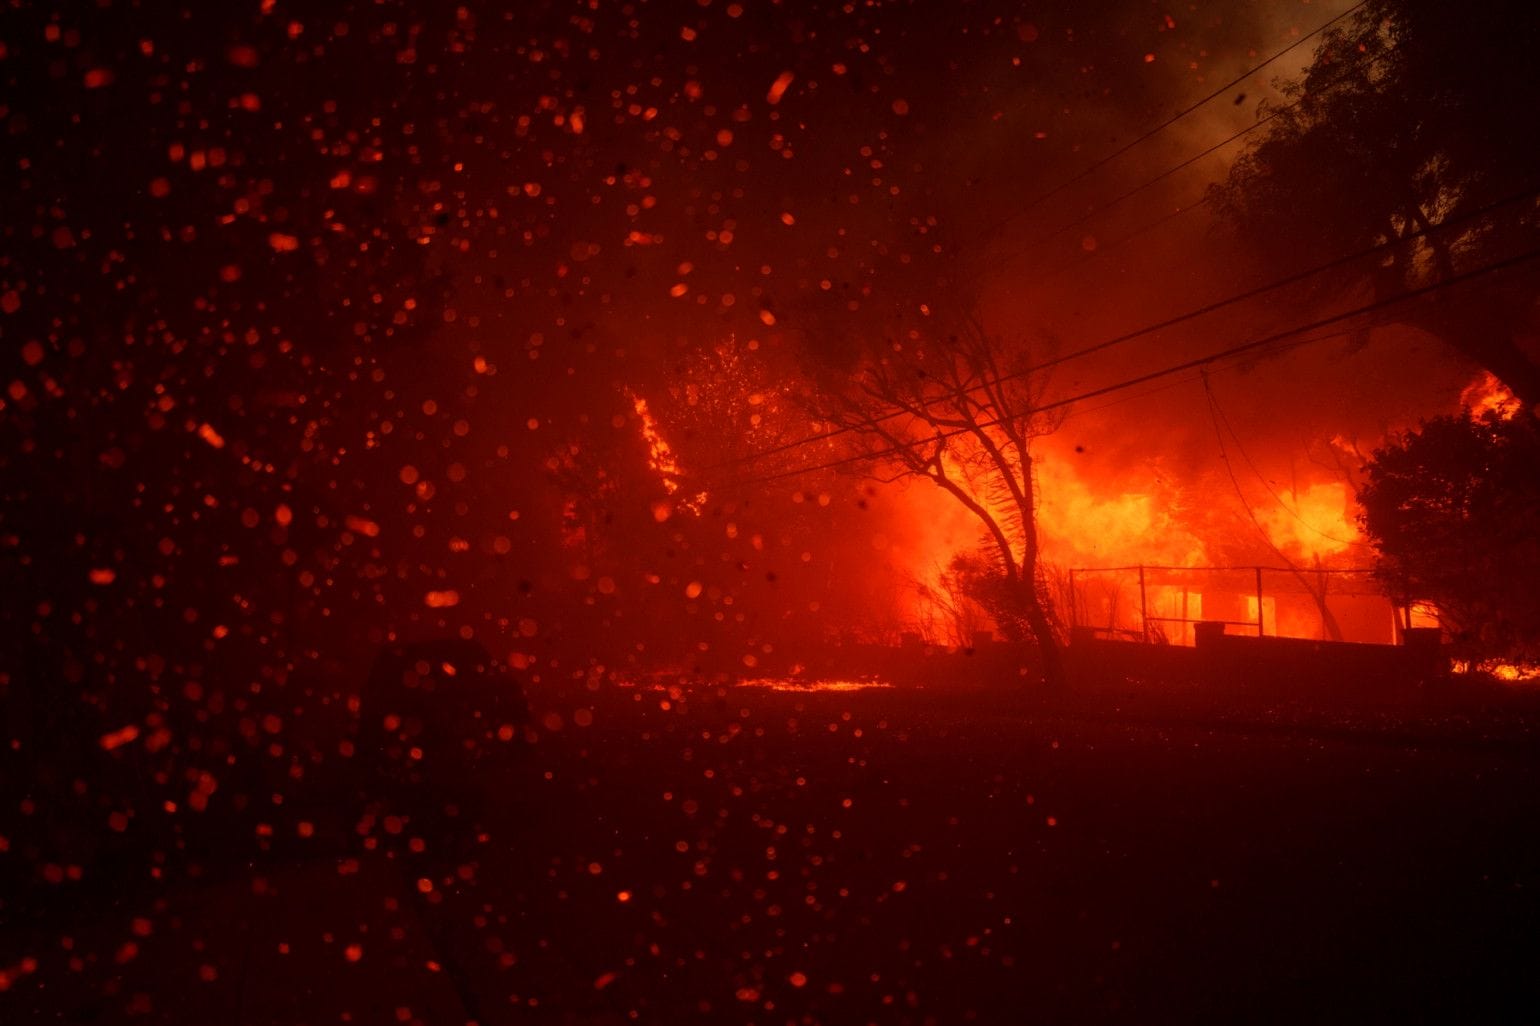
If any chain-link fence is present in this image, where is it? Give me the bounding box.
[1065,565,1419,646]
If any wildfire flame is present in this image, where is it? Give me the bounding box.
[738,677,893,692]
[1460,372,1520,421]
[897,445,1369,646]
[1035,458,1207,569]
[1253,481,1361,563]
[629,391,705,515]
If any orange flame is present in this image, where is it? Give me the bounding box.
[1253,481,1361,563]
[1460,372,1520,421]
[629,391,705,515]
[895,446,1368,645]
[1036,459,1207,568]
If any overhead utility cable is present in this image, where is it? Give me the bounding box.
[710,184,1540,472]
[725,244,1540,487]
[1009,0,1368,219]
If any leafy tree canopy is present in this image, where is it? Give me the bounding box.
[1211,0,1540,410]
[1358,411,1540,661]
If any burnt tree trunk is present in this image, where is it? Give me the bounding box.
[1020,577,1067,690]
[1017,458,1067,690]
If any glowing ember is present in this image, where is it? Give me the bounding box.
[737,678,894,692]
[98,725,141,751]
[766,70,796,105]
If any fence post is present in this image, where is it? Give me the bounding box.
[1255,566,1265,637]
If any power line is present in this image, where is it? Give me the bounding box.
[723,243,1540,488]
[941,3,1385,337]
[1200,374,1370,641]
[709,183,1540,473]
[1007,1,1368,220]
[1203,371,1372,550]
[704,9,1388,477]
[1024,105,1276,256]
[1054,368,1206,422]
[1056,324,1361,425]
[1030,199,1209,289]
[1004,7,1496,308]
[1018,0,1533,292]
[1007,48,1386,268]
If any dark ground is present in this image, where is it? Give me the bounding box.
[5,674,1540,1025]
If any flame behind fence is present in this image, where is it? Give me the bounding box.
[1065,565,1431,646]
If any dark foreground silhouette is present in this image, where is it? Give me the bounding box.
[4,661,1540,1025]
